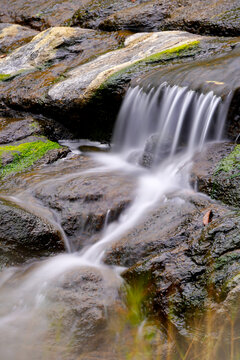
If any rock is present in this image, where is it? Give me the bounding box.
[2,0,238,37]
[31,157,135,249]
[0,135,69,180]
[100,0,240,36]
[0,117,41,144]
[0,23,38,54]
[191,142,240,208]
[0,0,146,30]
[0,28,237,140]
[47,32,202,104]
[0,27,120,75]
[0,153,135,250]
[0,197,64,267]
[46,266,121,356]
[0,0,93,30]
[104,191,240,336]
[139,45,240,98]
[163,0,240,37]
[0,26,121,139]
[139,134,173,167]
[0,113,74,143]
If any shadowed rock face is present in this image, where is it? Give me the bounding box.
[97,0,240,36]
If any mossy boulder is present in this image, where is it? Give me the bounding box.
[0,136,67,179]
[191,142,240,208]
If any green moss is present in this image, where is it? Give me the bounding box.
[0,74,11,81]
[0,139,60,178]
[215,145,240,175]
[97,40,200,91]
[143,41,200,62]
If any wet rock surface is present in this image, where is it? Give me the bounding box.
[139,45,240,98]
[0,197,64,265]
[97,0,240,36]
[47,267,121,356]
[10,155,136,249]
[192,142,240,208]
[0,117,42,144]
[105,191,240,335]
[0,0,239,37]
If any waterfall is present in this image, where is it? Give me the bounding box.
[113,83,231,164]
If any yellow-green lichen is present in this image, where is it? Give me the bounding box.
[215,145,240,176]
[0,140,60,178]
[0,74,11,81]
[142,41,200,63]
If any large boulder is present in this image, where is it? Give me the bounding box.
[104,191,240,338]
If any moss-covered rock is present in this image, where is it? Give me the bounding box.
[0,137,61,178]
[191,143,240,208]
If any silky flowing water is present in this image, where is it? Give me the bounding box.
[0,84,231,359]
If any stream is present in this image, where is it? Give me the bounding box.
[0,83,231,359]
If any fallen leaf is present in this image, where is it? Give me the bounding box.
[203,209,213,225]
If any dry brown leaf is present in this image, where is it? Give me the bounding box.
[203,209,213,226]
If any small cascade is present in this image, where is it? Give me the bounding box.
[113,83,231,164]
[0,82,232,359]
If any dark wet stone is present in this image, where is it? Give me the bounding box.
[0,198,64,264]
[0,154,135,250]
[104,191,240,335]
[32,159,135,249]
